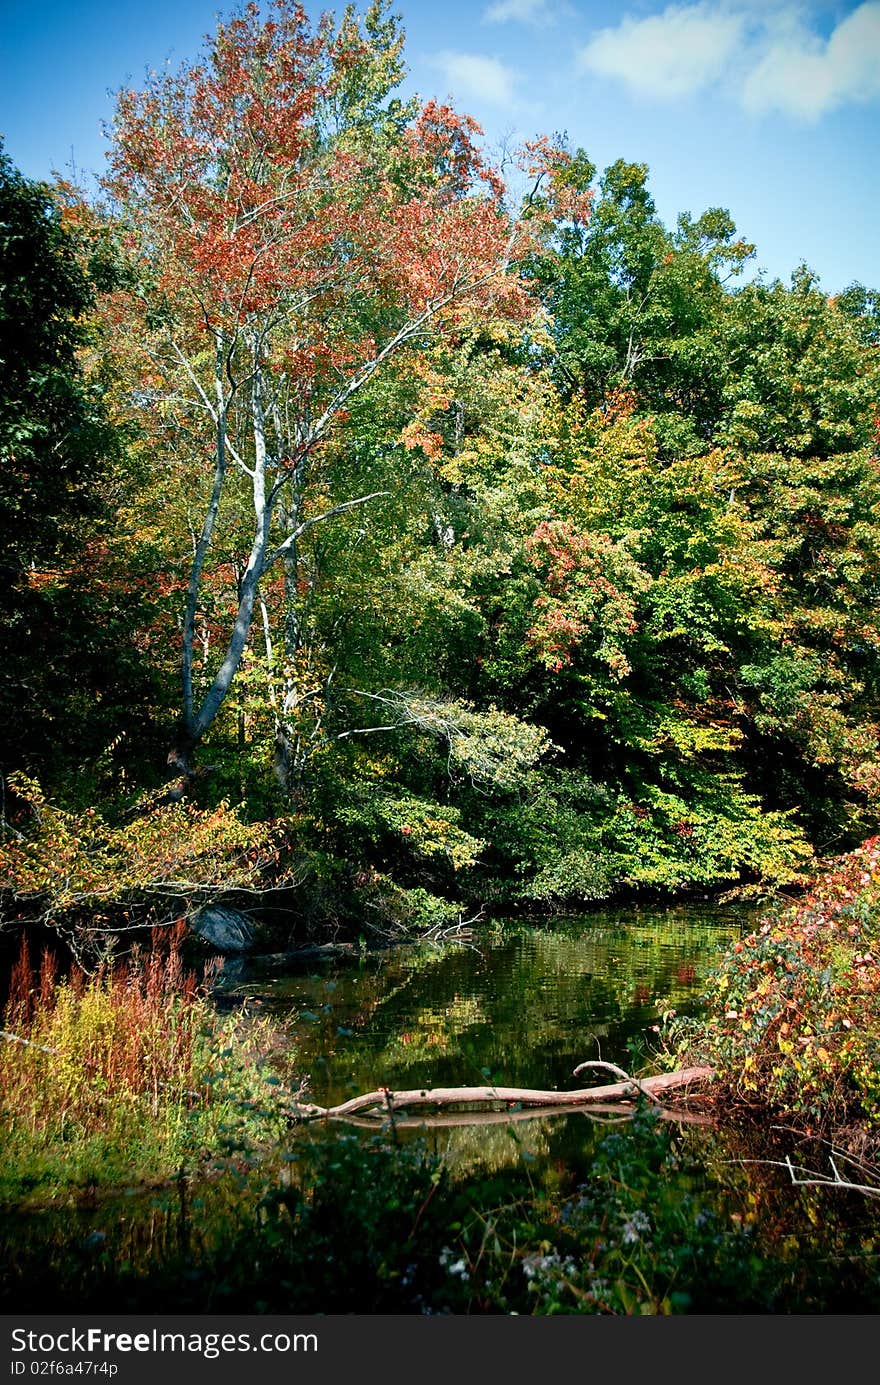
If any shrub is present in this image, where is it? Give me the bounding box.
[0,773,289,959]
[669,836,880,1139]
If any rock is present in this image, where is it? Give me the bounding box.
[191,904,255,954]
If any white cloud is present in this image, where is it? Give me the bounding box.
[579,2,745,100]
[484,0,558,25]
[742,3,880,120]
[578,1,880,120]
[427,51,520,107]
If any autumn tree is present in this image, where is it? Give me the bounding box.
[501,214,880,891]
[104,0,556,799]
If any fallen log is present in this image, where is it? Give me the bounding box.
[292,1063,714,1123]
[336,1100,715,1132]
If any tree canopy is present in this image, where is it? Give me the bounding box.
[2,1,879,942]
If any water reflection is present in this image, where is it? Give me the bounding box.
[5,905,880,1311]
[231,906,747,1123]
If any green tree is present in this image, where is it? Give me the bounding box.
[531,157,754,454]
[503,221,880,891]
[0,144,155,800]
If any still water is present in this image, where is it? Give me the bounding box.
[235,906,744,1111]
[4,905,880,1311]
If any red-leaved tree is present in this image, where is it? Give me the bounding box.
[104,0,585,796]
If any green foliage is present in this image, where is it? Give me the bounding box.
[528,156,753,436]
[605,778,812,892]
[0,145,160,791]
[253,1134,456,1312]
[0,145,106,560]
[393,694,554,792]
[463,768,613,906]
[717,269,877,458]
[467,211,880,896]
[522,848,613,905]
[336,786,484,871]
[346,870,463,936]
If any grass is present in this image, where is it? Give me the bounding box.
[0,925,304,1205]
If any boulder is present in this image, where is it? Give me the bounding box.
[191,904,255,954]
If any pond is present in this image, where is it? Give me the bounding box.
[235,904,742,1108]
[3,904,880,1313]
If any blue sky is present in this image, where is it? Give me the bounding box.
[2,0,878,292]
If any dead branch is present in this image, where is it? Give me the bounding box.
[734,1151,880,1199]
[336,1100,715,1132]
[292,1063,714,1122]
[572,1059,662,1104]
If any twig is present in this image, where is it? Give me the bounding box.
[571,1059,662,1104]
[1,1028,59,1057]
[0,1028,204,1100]
[729,1153,880,1199]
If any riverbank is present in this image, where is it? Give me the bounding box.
[3,901,880,1312]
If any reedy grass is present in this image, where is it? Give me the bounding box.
[0,926,303,1205]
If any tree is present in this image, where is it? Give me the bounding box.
[0,143,154,796]
[530,158,754,453]
[431,158,880,900]
[104,0,557,798]
[501,265,880,883]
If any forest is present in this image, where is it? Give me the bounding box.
[2,0,880,1316]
